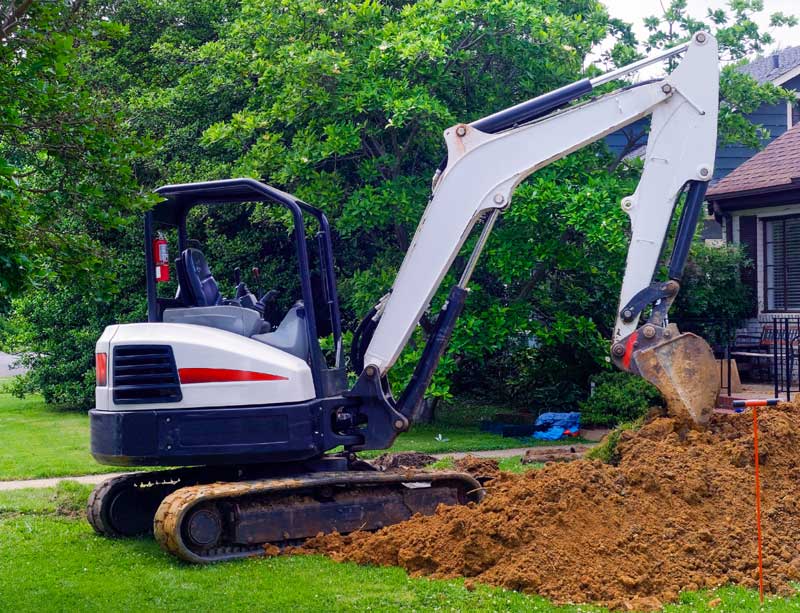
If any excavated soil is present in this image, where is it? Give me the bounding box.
[453,455,500,481]
[370,451,438,470]
[300,403,800,610]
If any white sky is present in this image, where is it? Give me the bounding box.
[604,0,799,50]
[596,0,800,76]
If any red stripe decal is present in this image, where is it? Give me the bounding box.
[178,368,288,384]
[622,331,638,370]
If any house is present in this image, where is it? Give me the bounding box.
[706,123,800,396]
[706,123,800,318]
[703,49,800,321]
[715,47,800,180]
[604,49,800,397]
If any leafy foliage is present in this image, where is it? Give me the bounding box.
[585,415,645,464]
[92,0,614,404]
[717,64,793,149]
[0,1,153,304]
[643,0,797,150]
[4,227,146,407]
[579,371,662,427]
[643,0,797,60]
[2,0,794,411]
[672,242,754,345]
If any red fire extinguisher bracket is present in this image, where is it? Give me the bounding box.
[153,232,170,283]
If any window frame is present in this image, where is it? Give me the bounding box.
[762,213,800,313]
[787,96,800,129]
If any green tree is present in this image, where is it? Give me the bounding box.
[134,0,614,403]
[4,227,147,406]
[672,242,754,346]
[1,0,237,404]
[0,1,153,304]
[5,0,794,414]
[643,0,796,60]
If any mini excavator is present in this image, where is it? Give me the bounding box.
[88,32,720,562]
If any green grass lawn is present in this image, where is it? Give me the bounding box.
[0,393,123,480]
[358,423,576,459]
[0,392,578,481]
[430,454,540,473]
[0,484,797,613]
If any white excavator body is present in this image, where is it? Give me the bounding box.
[95,323,315,412]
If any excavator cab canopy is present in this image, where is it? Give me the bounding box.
[146,178,345,398]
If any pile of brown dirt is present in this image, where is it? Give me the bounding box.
[453,455,500,481]
[370,451,437,470]
[300,403,800,610]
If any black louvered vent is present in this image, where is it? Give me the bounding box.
[113,345,182,404]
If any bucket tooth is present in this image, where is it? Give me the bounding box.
[632,331,718,425]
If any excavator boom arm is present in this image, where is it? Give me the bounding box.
[363,32,719,387]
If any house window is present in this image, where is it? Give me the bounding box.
[764,216,800,311]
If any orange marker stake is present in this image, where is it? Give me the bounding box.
[734,399,777,603]
[753,405,764,603]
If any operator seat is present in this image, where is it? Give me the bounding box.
[166,248,267,337]
[169,248,308,359]
[179,248,222,307]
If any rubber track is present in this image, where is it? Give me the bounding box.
[154,482,266,563]
[87,473,133,537]
[86,467,208,538]
[154,471,484,564]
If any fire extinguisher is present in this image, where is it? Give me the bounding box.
[153,232,170,282]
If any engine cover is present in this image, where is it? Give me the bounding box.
[95,323,316,411]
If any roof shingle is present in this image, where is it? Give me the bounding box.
[738,46,800,84]
[706,123,800,199]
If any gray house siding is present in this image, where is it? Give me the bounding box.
[603,102,789,179]
[604,47,800,173]
[604,118,649,159]
[713,101,788,180]
[604,70,800,178]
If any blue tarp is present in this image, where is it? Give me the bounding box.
[533,412,581,440]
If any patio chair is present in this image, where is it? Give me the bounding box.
[730,323,800,386]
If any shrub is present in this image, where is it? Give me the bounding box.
[579,371,662,427]
[3,285,139,409]
[1,226,146,409]
[672,242,753,345]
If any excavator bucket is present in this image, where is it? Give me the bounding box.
[631,330,718,426]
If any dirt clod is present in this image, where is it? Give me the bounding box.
[302,403,800,609]
[453,455,499,481]
[370,452,437,471]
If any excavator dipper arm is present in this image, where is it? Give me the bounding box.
[361,32,719,425]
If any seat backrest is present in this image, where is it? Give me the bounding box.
[250,304,309,360]
[181,248,222,307]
